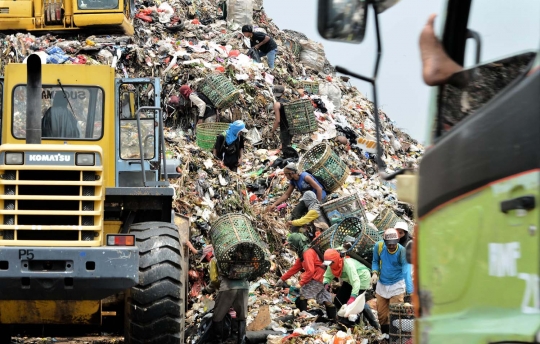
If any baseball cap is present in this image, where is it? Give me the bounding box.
[394,221,409,232]
[273,85,285,97]
[383,228,399,245]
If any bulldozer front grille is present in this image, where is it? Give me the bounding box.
[0,167,103,246]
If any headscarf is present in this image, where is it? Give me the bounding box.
[179,85,192,99]
[225,120,247,145]
[324,249,344,277]
[300,191,320,213]
[287,233,310,257]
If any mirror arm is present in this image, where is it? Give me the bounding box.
[466,29,482,64]
[335,1,386,172]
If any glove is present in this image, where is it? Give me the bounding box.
[347,296,356,305]
[371,272,379,286]
[276,279,289,288]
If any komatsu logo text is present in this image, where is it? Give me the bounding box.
[28,153,71,162]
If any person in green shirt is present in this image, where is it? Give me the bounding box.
[323,249,379,329]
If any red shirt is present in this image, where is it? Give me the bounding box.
[281,248,326,286]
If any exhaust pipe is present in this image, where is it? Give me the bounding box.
[26,54,42,144]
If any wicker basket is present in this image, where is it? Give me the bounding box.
[389,303,414,344]
[321,193,366,225]
[196,122,230,151]
[350,224,382,263]
[372,208,401,232]
[310,224,337,253]
[209,213,270,281]
[330,217,365,250]
[299,143,350,192]
[285,39,302,57]
[283,99,318,135]
[199,74,240,109]
[300,80,319,95]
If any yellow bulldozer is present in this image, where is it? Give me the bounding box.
[0,0,134,34]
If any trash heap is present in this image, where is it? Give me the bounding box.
[0,0,423,343]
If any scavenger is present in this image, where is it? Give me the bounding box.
[179,84,218,124]
[213,120,248,172]
[241,25,278,69]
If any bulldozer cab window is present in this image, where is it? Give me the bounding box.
[435,0,540,137]
[12,85,104,140]
[78,0,119,10]
[0,80,3,143]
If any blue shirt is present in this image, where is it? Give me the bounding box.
[371,241,411,292]
[290,172,327,200]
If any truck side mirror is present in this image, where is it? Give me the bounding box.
[317,0,368,43]
[406,240,413,264]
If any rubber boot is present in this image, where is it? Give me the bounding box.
[325,304,337,322]
[362,304,380,330]
[213,321,224,344]
[237,320,246,344]
[295,297,308,312]
[381,324,390,335]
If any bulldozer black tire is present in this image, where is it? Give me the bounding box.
[124,222,185,344]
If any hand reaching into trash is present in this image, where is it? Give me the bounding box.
[276,279,289,289]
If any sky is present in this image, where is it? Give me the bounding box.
[264,0,540,143]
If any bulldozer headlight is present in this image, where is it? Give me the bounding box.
[5,152,24,165]
[107,234,135,246]
[76,153,95,166]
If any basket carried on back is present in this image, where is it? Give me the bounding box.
[389,303,414,344]
[199,74,240,109]
[372,208,401,232]
[299,142,350,192]
[210,213,270,281]
[321,193,366,225]
[310,224,337,253]
[196,122,230,151]
[349,223,382,264]
[330,217,365,250]
[300,80,319,95]
[283,99,318,135]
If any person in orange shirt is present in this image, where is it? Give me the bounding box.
[276,233,337,320]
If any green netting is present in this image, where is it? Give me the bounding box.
[199,74,240,109]
[210,213,270,281]
[299,142,350,192]
[321,193,366,225]
[283,99,318,135]
[196,122,230,151]
[300,80,319,95]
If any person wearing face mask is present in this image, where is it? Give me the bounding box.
[213,120,248,172]
[276,233,336,319]
[371,228,411,335]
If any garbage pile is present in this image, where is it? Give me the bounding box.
[0,0,423,343]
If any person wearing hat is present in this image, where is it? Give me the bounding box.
[322,249,379,329]
[241,25,278,69]
[371,228,411,335]
[276,233,336,319]
[266,163,327,227]
[394,221,414,295]
[286,191,329,236]
[271,85,293,149]
[179,84,217,124]
[213,120,248,172]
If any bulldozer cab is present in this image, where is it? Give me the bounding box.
[0,0,134,34]
[317,0,540,342]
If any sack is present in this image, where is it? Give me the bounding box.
[247,48,261,63]
[226,0,253,27]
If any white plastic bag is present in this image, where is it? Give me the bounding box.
[344,292,366,317]
[319,82,342,109]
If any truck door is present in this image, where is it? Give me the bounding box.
[115,78,162,187]
[0,77,3,144]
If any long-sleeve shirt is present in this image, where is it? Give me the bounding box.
[281,248,326,286]
[371,241,410,292]
[323,258,371,296]
[291,209,319,226]
[207,258,249,292]
[189,93,207,118]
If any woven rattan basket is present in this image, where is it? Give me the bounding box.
[372,208,401,232]
[389,303,414,344]
[196,122,230,151]
[299,143,350,192]
[321,193,366,225]
[199,74,240,109]
[310,224,337,253]
[283,99,318,135]
[210,213,270,281]
[349,224,382,263]
[300,80,319,95]
[330,217,366,250]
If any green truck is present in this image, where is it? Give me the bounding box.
[317,0,540,342]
